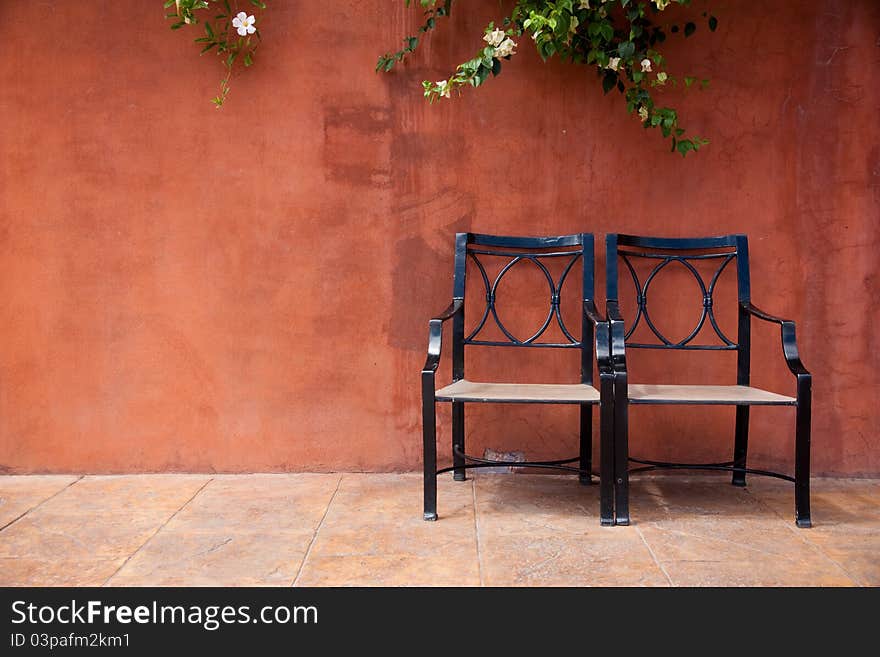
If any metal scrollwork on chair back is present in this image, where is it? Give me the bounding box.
[464,248,584,349]
[612,236,746,351]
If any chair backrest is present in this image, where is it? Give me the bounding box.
[605,234,751,365]
[450,233,596,383]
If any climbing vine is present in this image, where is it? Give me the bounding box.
[165,0,718,155]
[380,1,718,155]
[165,0,266,107]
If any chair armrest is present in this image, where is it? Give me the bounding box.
[423,299,464,373]
[742,302,810,377]
[606,300,628,373]
[432,299,464,322]
[583,300,605,327]
[584,301,612,372]
[742,302,791,325]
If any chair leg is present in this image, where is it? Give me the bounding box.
[795,375,812,528]
[452,401,466,481]
[422,374,438,521]
[579,403,593,485]
[599,373,615,525]
[613,372,630,526]
[732,405,749,486]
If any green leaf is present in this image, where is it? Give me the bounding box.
[684,22,696,37]
[473,64,491,87]
[676,140,695,156]
[602,71,618,94]
[708,16,718,32]
[618,41,635,59]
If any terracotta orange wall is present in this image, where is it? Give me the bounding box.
[1,1,878,475]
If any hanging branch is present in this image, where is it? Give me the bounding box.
[165,0,266,107]
[382,0,719,155]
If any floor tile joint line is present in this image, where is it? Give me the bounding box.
[472,478,485,587]
[635,524,674,586]
[0,475,84,533]
[102,477,215,586]
[744,486,862,586]
[291,473,343,587]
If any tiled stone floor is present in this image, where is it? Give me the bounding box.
[0,473,876,586]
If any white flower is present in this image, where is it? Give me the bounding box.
[579,0,590,8]
[232,12,256,36]
[638,106,649,122]
[656,71,668,83]
[640,58,652,72]
[483,28,506,48]
[494,38,517,58]
[654,0,671,10]
[436,80,451,98]
[607,57,621,71]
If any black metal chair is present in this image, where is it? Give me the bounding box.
[422,233,616,524]
[605,234,811,527]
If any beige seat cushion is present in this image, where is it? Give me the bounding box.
[435,380,600,404]
[627,384,796,405]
